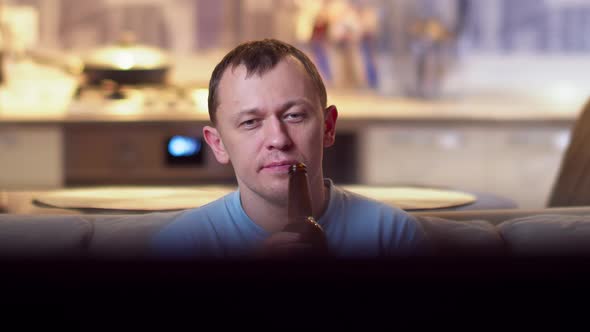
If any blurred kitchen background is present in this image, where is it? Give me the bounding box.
[1,0,589,209]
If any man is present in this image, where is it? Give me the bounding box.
[151,39,427,259]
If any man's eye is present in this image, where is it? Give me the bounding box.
[240,119,258,128]
[285,113,305,122]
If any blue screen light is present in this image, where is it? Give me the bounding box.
[168,135,201,157]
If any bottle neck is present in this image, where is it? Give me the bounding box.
[283,164,329,254]
[287,168,314,223]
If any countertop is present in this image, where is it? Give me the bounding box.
[0,88,584,127]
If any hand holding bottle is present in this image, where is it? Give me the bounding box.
[255,231,314,258]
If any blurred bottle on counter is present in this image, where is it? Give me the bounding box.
[0,4,41,85]
[295,0,381,91]
[378,0,469,99]
[309,4,333,85]
[324,0,383,91]
[357,1,380,89]
[326,0,365,90]
[281,163,330,257]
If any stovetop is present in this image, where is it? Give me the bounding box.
[68,84,208,115]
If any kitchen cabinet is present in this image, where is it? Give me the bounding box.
[0,123,358,188]
[0,121,574,209]
[0,89,580,205]
[0,125,63,188]
[62,123,358,186]
[360,123,571,209]
[63,123,235,185]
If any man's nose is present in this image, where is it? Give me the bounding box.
[264,117,293,150]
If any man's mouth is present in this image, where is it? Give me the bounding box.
[261,160,299,173]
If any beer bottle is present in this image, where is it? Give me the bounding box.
[281,163,330,256]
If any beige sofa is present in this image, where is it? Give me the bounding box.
[2,207,590,259]
[3,208,590,327]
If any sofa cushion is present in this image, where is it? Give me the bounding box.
[0,214,93,258]
[416,216,507,256]
[498,214,590,256]
[88,210,181,259]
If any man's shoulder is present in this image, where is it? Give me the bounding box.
[150,192,238,254]
[171,192,236,224]
[154,192,236,234]
[335,185,400,212]
[328,185,428,255]
[331,185,418,225]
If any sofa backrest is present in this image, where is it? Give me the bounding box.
[412,207,590,225]
[87,210,182,259]
[415,216,507,256]
[416,213,590,257]
[3,210,590,259]
[0,214,93,258]
[88,212,511,258]
[497,214,590,256]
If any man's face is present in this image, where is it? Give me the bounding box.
[204,56,337,205]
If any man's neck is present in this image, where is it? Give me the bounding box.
[240,178,330,233]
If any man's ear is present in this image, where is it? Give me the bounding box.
[203,125,230,164]
[323,105,338,148]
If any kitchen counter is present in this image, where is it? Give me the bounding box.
[1,52,588,127]
[0,88,584,127]
[1,53,587,209]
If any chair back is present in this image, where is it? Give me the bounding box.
[548,97,590,207]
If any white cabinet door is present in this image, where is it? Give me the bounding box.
[0,126,63,188]
[360,125,487,191]
[486,127,569,208]
[359,124,570,209]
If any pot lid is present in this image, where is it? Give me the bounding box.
[84,33,170,70]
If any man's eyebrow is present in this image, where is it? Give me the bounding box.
[234,99,314,119]
[278,99,314,111]
[235,108,261,118]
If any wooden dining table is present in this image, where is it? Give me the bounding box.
[0,184,517,215]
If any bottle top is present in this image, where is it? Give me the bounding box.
[289,162,307,175]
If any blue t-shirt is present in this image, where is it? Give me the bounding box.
[151,179,428,259]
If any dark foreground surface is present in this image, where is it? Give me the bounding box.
[1,256,589,329]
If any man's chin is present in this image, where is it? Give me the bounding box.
[239,174,290,204]
[262,183,289,205]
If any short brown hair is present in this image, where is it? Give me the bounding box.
[207,39,327,124]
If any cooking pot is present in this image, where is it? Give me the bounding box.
[82,36,171,86]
